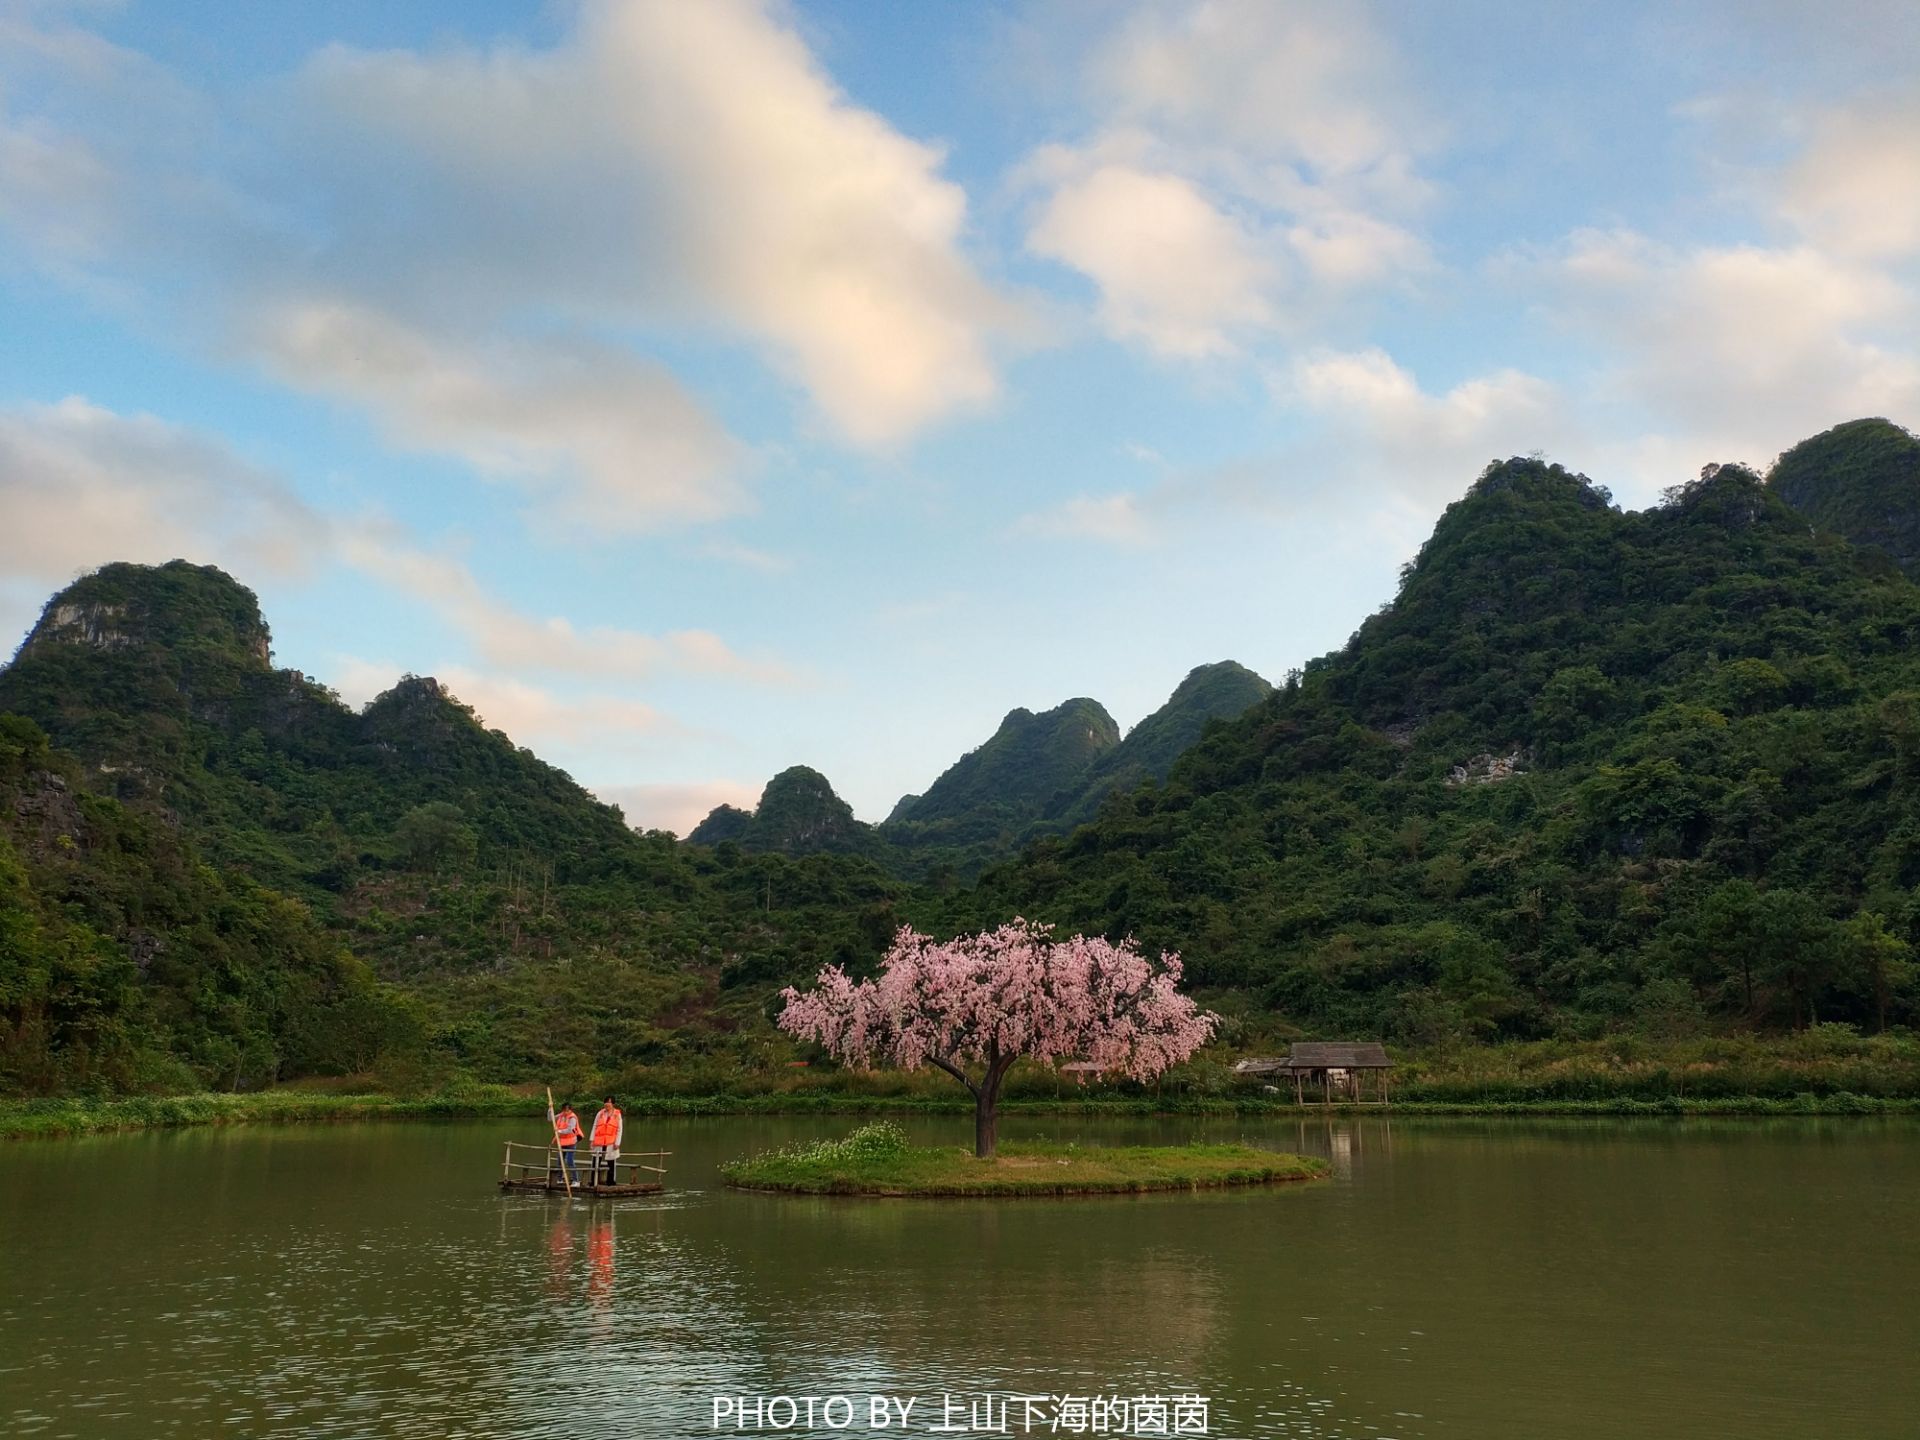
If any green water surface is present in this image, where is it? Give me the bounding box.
[1,1114,1914,1439]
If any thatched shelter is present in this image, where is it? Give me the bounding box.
[1235,1043,1394,1104]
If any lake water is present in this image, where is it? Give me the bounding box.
[1,1114,1914,1439]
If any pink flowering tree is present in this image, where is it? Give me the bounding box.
[778,919,1218,1157]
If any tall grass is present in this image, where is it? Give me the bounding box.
[8,1029,1917,1138]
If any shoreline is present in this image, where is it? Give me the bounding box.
[5,1087,1918,1140]
[719,1139,1330,1197]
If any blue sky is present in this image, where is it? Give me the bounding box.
[3,0,1918,831]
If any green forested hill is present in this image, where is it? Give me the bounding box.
[1049,661,1272,828]
[0,563,907,1091]
[8,426,1920,1096]
[0,713,416,1094]
[686,765,881,858]
[0,562,636,891]
[887,697,1120,837]
[1769,418,1920,574]
[704,669,1272,879]
[950,456,1920,1040]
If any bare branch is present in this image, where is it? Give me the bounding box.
[928,1053,980,1098]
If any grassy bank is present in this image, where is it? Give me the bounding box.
[8,1029,1920,1139]
[6,1088,1916,1140]
[0,1086,534,1139]
[719,1122,1327,1197]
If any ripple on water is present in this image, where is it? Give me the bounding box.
[4,1116,1918,1438]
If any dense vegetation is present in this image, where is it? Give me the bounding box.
[5,418,1920,1100]
[951,451,1920,1043]
[687,765,882,859]
[0,713,416,1094]
[1050,661,1272,828]
[0,564,908,1092]
[1769,418,1920,574]
[887,697,1119,837]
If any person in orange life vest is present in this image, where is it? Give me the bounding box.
[552,1101,582,1184]
[591,1096,623,1185]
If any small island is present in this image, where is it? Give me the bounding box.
[736,921,1330,1196]
[721,1123,1327,1197]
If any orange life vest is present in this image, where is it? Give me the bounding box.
[591,1105,623,1147]
[553,1110,581,1147]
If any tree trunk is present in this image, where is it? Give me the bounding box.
[929,1048,1017,1159]
[973,1049,1016,1158]
[974,1090,998,1159]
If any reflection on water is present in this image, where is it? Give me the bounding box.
[1,1114,1917,1439]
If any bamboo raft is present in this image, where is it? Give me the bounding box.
[498,1139,671,1196]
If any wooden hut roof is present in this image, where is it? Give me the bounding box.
[1282,1042,1394,1069]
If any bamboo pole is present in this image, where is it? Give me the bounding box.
[546,1086,575,1198]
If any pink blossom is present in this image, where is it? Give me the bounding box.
[777,919,1217,1156]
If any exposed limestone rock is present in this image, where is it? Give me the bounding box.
[1447,749,1527,786]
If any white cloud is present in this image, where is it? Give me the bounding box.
[590,779,762,836]
[1010,349,1563,547]
[0,396,319,592]
[1286,348,1563,474]
[1089,0,1428,198]
[1017,1,1432,362]
[0,0,1025,536]
[1536,230,1919,442]
[248,303,745,533]
[334,529,801,687]
[1226,350,1565,521]
[1776,101,1920,261]
[283,0,1019,449]
[1013,492,1157,548]
[328,658,678,749]
[0,111,116,266]
[697,538,793,574]
[1028,158,1277,357]
[1284,208,1429,289]
[0,397,797,689]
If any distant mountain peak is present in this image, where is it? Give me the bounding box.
[1048,661,1272,826]
[19,559,271,668]
[1769,417,1920,572]
[890,697,1119,833]
[366,674,459,715]
[688,764,877,856]
[1165,659,1268,703]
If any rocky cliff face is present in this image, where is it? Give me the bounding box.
[0,563,631,876]
[34,601,138,654]
[15,560,273,668]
